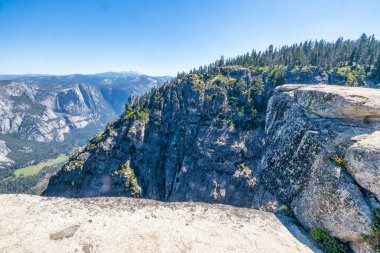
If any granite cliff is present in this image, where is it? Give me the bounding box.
[44,66,380,252]
[0,81,112,143]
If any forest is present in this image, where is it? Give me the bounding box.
[183,33,380,86]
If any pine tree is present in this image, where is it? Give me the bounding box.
[187,34,380,84]
[374,55,380,83]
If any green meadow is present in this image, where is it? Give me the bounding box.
[14,154,68,177]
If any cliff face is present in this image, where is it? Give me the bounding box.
[0,82,111,143]
[44,67,380,251]
[44,68,273,208]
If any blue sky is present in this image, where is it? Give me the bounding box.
[0,0,380,76]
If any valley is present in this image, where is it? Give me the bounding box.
[14,154,68,177]
[0,73,171,193]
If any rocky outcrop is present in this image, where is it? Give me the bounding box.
[261,84,380,250]
[0,194,321,253]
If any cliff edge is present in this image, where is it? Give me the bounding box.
[0,194,320,253]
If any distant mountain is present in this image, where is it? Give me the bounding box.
[0,72,171,114]
[0,72,171,193]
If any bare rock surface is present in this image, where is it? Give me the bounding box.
[0,194,320,253]
[274,84,380,119]
[346,131,380,200]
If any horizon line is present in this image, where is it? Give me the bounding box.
[0,71,174,78]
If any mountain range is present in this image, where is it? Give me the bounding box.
[0,72,171,193]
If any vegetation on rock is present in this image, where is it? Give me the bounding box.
[330,155,348,169]
[310,228,352,253]
[362,209,380,253]
[116,162,141,198]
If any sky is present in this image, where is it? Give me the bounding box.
[0,0,380,76]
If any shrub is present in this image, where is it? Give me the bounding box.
[330,155,347,169]
[123,110,137,120]
[137,109,150,121]
[227,79,236,86]
[362,209,380,252]
[125,103,133,114]
[310,228,352,253]
[229,96,237,102]
[123,108,150,121]
[276,204,296,218]
[278,204,288,212]
[194,81,205,92]
[90,132,106,144]
[216,73,224,79]
[116,162,141,198]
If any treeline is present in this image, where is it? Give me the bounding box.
[182,33,380,82]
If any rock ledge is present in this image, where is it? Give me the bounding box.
[0,194,319,253]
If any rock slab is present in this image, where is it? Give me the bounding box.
[0,194,320,253]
